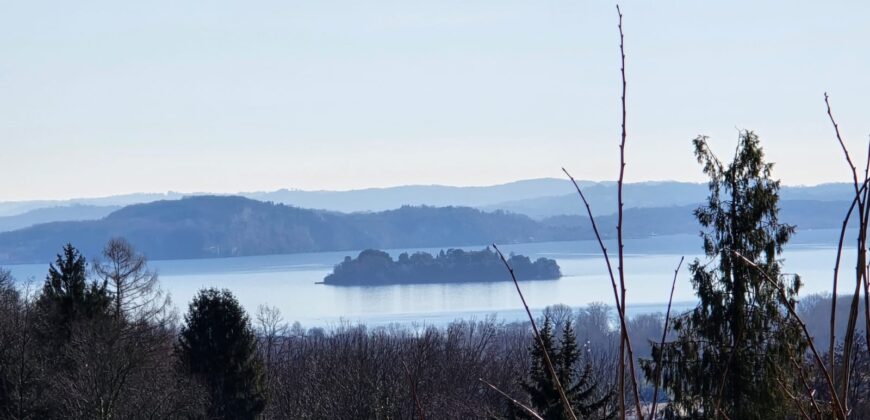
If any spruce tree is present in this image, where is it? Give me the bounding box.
[642,131,804,419]
[523,316,560,418]
[177,288,265,419]
[560,320,611,418]
[521,316,612,419]
[36,243,110,340]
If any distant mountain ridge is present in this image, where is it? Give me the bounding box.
[0,196,584,264]
[244,178,582,212]
[484,182,857,219]
[0,178,577,218]
[0,195,854,265]
[0,205,120,232]
[0,179,855,231]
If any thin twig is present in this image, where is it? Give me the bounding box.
[616,4,630,418]
[789,353,822,418]
[775,376,813,420]
[650,256,684,419]
[825,92,869,410]
[401,360,425,420]
[479,378,543,420]
[860,139,870,359]
[563,168,643,417]
[712,357,734,420]
[825,93,860,190]
[493,244,577,420]
[732,250,847,419]
[830,182,863,377]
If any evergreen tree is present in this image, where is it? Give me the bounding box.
[521,316,612,419]
[522,316,560,418]
[642,131,804,419]
[560,320,611,418]
[177,288,265,419]
[36,243,110,340]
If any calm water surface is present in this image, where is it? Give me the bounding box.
[5,230,854,327]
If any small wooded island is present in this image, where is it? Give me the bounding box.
[322,248,561,285]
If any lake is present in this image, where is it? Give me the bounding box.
[4,229,857,327]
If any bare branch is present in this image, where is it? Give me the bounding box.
[824,92,870,410]
[562,168,643,417]
[732,250,846,419]
[493,244,577,420]
[824,93,860,192]
[401,360,425,420]
[616,4,631,417]
[479,378,543,420]
[650,256,684,419]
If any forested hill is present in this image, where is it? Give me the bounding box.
[0,196,853,264]
[0,196,585,264]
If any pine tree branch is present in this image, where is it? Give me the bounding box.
[731,250,847,419]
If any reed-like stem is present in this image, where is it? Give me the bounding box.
[562,168,643,417]
[649,256,684,419]
[493,244,577,420]
[616,5,629,417]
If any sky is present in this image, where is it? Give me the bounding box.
[1,1,868,201]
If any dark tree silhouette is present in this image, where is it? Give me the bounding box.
[177,288,265,419]
[36,243,110,341]
[324,247,561,285]
[521,316,613,419]
[643,131,804,418]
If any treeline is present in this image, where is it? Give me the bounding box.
[3,132,870,419]
[1,238,869,418]
[0,237,625,419]
[322,248,561,285]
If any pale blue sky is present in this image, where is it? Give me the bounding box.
[1,1,868,200]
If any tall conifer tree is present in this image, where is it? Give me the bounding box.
[37,243,110,340]
[643,131,804,418]
[177,288,265,419]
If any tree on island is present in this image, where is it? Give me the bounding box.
[323,247,561,285]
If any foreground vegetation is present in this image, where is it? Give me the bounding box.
[2,84,867,420]
[1,7,868,419]
[1,236,867,419]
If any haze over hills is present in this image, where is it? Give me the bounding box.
[0,205,120,232]
[0,179,856,232]
[484,182,857,219]
[0,192,188,217]
[0,178,576,221]
[0,194,853,265]
[0,196,585,264]
[243,178,581,212]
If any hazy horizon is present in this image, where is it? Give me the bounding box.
[0,176,859,204]
[3,1,868,201]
